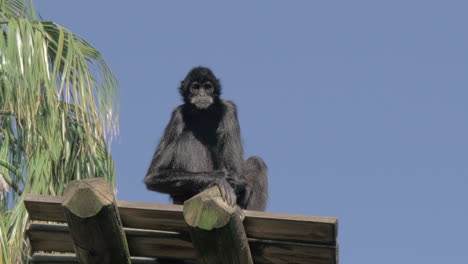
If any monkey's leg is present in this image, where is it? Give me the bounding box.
[242,156,268,211]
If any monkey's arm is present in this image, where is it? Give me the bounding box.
[144,169,225,194]
[145,168,237,206]
[144,106,185,191]
[145,169,237,206]
[144,106,229,194]
[217,100,247,194]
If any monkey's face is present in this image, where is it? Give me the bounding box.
[187,81,215,109]
[179,67,222,109]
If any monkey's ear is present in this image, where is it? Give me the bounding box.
[181,80,185,87]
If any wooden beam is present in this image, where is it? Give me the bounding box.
[244,210,337,245]
[27,223,71,253]
[24,194,63,221]
[249,238,337,264]
[118,201,187,232]
[183,186,253,264]
[62,178,131,264]
[30,253,161,264]
[27,223,196,260]
[28,223,336,264]
[31,253,76,264]
[25,195,337,244]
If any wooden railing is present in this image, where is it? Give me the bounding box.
[25,178,338,264]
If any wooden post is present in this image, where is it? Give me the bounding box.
[62,178,131,264]
[183,186,253,264]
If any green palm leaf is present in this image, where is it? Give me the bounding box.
[0,1,119,263]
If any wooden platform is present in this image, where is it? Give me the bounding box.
[25,194,338,264]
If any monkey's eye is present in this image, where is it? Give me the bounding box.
[190,82,200,92]
[204,82,214,92]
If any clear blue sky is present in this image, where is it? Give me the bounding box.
[37,1,468,263]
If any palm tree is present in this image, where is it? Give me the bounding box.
[0,1,119,263]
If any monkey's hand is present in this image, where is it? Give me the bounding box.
[226,176,246,196]
[209,178,237,207]
[214,168,246,194]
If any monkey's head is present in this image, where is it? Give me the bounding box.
[179,67,221,110]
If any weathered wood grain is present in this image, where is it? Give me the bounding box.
[27,223,196,260]
[27,223,71,252]
[24,194,64,221]
[244,210,337,245]
[250,238,337,264]
[24,195,337,244]
[184,186,253,264]
[62,178,131,264]
[24,186,338,264]
[118,200,187,232]
[27,223,336,264]
[31,253,161,264]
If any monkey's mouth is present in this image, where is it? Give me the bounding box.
[191,96,214,109]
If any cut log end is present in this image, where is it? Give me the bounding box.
[183,186,236,230]
[62,178,114,218]
[183,186,253,264]
[61,178,131,264]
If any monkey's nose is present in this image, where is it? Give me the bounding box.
[198,89,207,96]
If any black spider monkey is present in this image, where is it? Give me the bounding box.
[144,67,268,211]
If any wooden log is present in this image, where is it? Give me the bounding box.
[62,178,131,264]
[183,186,253,264]
[24,194,337,244]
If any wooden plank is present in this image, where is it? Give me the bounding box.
[62,178,131,264]
[125,228,196,259]
[24,194,337,245]
[28,223,336,264]
[244,210,337,245]
[118,202,337,245]
[27,223,196,260]
[27,223,71,252]
[31,253,162,264]
[24,194,64,222]
[183,186,253,264]
[31,253,77,264]
[118,200,187,232]
[250,239,336,264]
[24,194,188,231]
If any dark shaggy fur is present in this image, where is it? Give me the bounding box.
[144,66,268,211]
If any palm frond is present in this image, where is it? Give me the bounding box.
[0,1,119,263]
